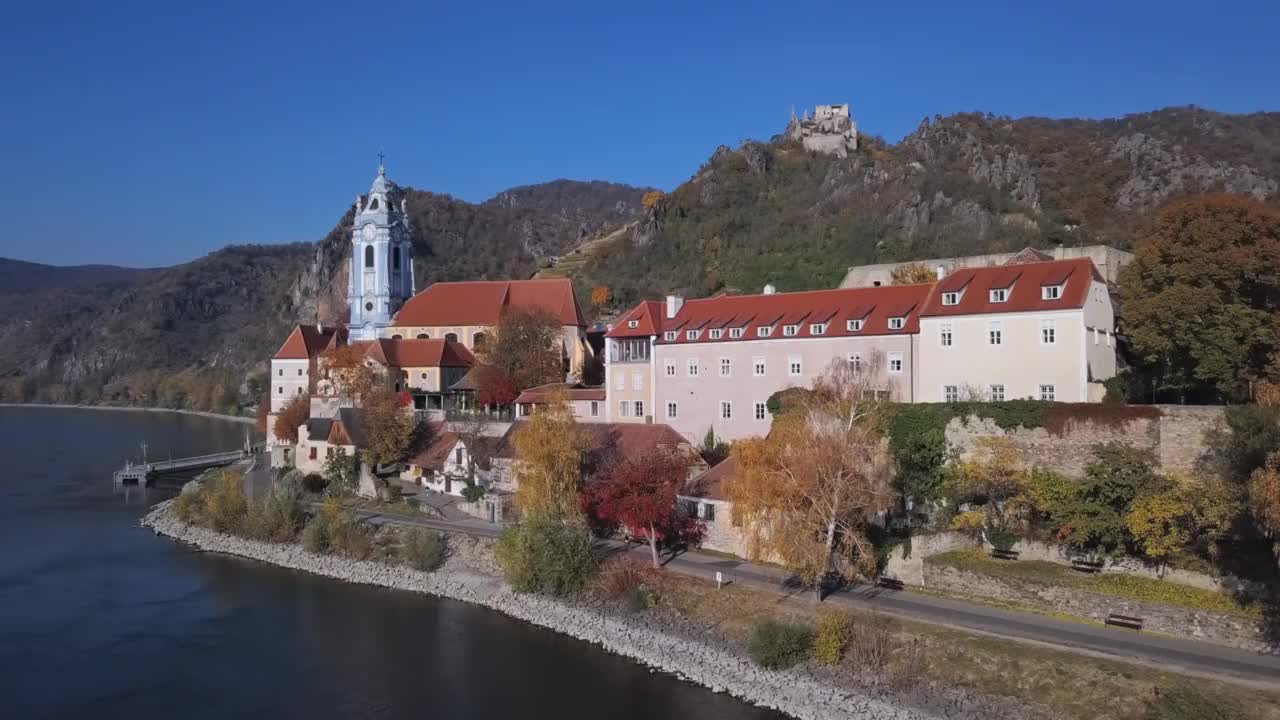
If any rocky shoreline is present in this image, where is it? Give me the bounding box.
[0,403,254,425]
[141,500,952,720]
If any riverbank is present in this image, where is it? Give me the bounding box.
[142,500,1008,720]
[0,403,254,426]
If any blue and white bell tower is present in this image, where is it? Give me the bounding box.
[348,160,416,340]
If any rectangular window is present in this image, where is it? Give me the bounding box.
[943,385,959,403]
[631,373,642,391]
[664,331,677,341]
[848,353,863,372]
[1040,319,1057,345]
[619,401,629,417]
[809,323,827,335]
[634,401,645,418]
[590,401,600,417]
[847,319,864,332]
[990,288,1009,303]
[990,384,1005,402]
[939,321,953,347]
[1042,285,1062,300]
[702,502,716,522]
[783,324,799,337]
[754,402,767,421]
[615,373,625,390]
[719,358,731,377]
[888,352,904,374]
[719,401,732,420]
[666,402,678,419]
[729,327,744,339]
[309,446,317,460]
[1094,328,1100,345]
[627,319,639,329]
[1106,331,1112,347]
[1039,384,1056,401]
[665,360,676,377]
[614,338,649,362]
[788,357,802,376]
[686,330,699,341]
[888,317,905,330]
[942,291,960,306]
[988,320,1003,346]
[297,368,303,376]
[757,326,773,337]
[687,359,699,376]
[277,387,283,394]
[753,357,766,376]
[709,328,723,340]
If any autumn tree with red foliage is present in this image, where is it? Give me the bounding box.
[273,393,310,444]
[583,451,703,567]
[475,365,520,407]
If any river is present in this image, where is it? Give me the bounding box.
[0,407,782,720]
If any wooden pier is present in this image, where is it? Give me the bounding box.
[113,448,254,485]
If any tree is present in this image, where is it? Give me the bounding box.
[362,387,415,468]
[1249,452,1280,539]
[1119,195,1280,402]
[584,451,704,567]
[474,365,520,407]
[495,516,596,596]
[273,393,310,444]
[513,394,586,522]
[943,437,1031,532]
[477,307,565,391]
[727,359,894,597]
[322,344,378,404]
[324,447,359,496]
[890,262,937,285]
[641,190,664,210]
[698,427,730,466]
[590,286,611,307]
[1125,491,1192,567]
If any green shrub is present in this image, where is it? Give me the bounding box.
[300,499,373,559]
[205,470,249,533]
[461,484,486,503]
[301,515,329,553]
[173,485,206,524]
[244,481,304,542]
[747,619,814,670]
[495,517,597,597]
[622,586,652,614]
[814,613,853,665]
[401,528,447,571]
[984,527,1019,552]
[1145,686,1245,720]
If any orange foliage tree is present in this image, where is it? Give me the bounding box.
[590,286,611,307]
[641,190,664,210]
[273,394,310,444]
[1249,452,1280,539]
[322,344,377,404]
[477,307,564,391]
[512,393,586,522]
[890,262,937,285]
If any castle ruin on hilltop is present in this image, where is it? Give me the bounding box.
[785,103,858,158]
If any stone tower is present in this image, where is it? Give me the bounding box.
[347,161,416,341]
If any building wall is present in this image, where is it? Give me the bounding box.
[653,334,914,443]
[270,358,311,412]
[386,323,590,377]
[1082,280,1117,391]
[681,496,750,558]
[295,424,353,475]
[604,335,655,423]
[917,309,1088,402]
[839,245,1135,289]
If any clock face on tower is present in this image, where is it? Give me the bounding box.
[361,223,375,242]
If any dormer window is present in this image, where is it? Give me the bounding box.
[809,323,827,335]
[847,319,864,332]
[758,326,773,338]
[1042,284,1063,300]
[664,331,677,341]
[990,288,1009,303]
[783,324,799,337]
[888,316,906,330]
[686,330,700,341]
[709,328,723,340]
[627,320,639,329]
[942,291,961,306]
[729,327,744,339]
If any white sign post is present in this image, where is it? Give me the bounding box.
[715,571,723,589]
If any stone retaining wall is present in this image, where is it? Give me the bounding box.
[922,563,1273,654]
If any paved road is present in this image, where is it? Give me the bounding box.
[333,497,1280,687]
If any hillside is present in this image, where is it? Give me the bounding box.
[575,106,1280,308]
[0,257,156,295]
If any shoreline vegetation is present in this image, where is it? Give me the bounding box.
[143,486,1279,720]
[0,402,254,426]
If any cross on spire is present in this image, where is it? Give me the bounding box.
[377,148,386,175]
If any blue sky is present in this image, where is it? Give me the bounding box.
[2,0,1276,267]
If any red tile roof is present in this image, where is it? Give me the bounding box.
[606,300,663,338]
[393,278,586,328]
[273,325,346,360]
[608,284,932,344]
[495,422,697,467]
[407,429,460,471]
[920,258,1101,318]
[359,338,474,368]
[682,456,736,501]
[514,382,606,404]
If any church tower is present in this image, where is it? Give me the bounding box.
[348,160,416,341]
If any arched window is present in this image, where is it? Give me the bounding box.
[444,332,458,342]
[364,245,374,268]
[416,333,429,339]
[392,334,402,340]
[393,246,401,270]
[370,197,380,211]
[472,332,488,352]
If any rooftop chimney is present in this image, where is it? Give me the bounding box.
[665,295,684,319]
[763,284,777,295]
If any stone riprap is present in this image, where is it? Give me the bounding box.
[142,502,928,720]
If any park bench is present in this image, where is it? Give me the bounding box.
[878,576,905,591]
[1071,558,1104,574]
[1105,613,1144,631]
[990,548,1020,561]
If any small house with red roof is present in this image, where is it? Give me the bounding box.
[513,382,606,420]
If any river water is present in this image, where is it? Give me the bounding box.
[0,407,782,720]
